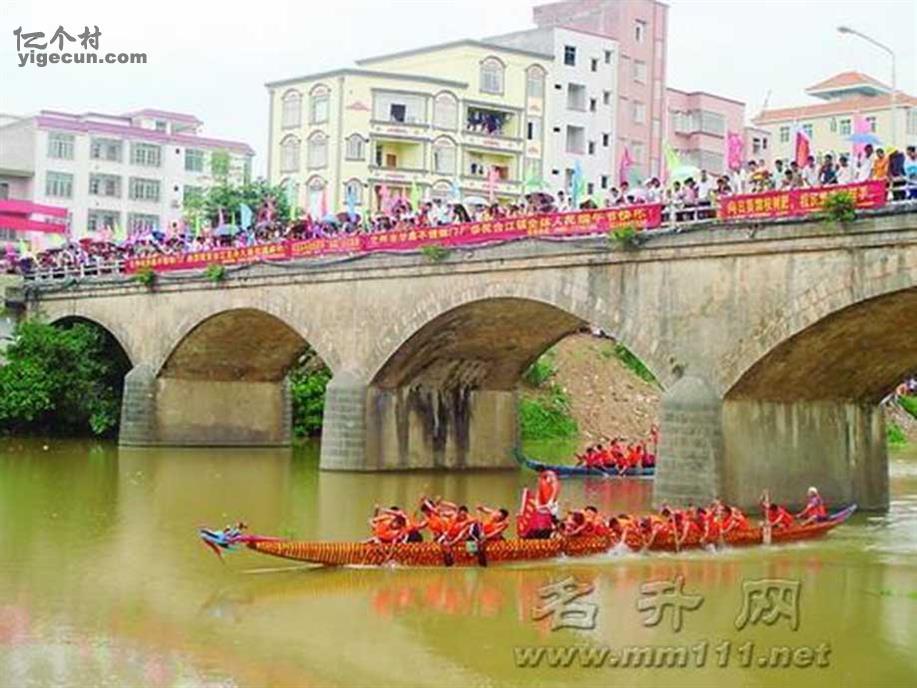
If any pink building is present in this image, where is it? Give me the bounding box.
[533,0,669,178]
[666,88,770,176]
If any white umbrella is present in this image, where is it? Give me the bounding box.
[461,195,488,206]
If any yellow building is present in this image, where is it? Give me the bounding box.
[753,72,917,162]
[265,40,552,214]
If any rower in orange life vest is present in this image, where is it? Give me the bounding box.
[368,506,410,544]
[420,497,457,543]
[475,506,510,541]
[760,491,795,530]
[796,486,828,525]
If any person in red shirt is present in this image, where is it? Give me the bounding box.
[476,506,510,541]
[766,503,795,530]
[369,506,409,544]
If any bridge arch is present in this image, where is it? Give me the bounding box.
[48,313,135,369]
[364,279,669,388]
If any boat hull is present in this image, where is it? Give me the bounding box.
[514,449,655,478]
[245,506,856,567]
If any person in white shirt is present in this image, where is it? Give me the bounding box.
[802,156,819,187]
[696,170,714,203]
[556,190,571,212]
[836,155,853,185]
[856,145,875,182]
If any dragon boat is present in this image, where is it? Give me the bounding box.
[202,505,856,568]
[514,449,655,478]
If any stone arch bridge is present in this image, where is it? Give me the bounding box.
[21,211,917,510]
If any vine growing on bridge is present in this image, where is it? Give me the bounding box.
[821,191,857,226]
[608,224,642,250]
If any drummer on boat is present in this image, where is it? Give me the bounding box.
[796,487,828,525]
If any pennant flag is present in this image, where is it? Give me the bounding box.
[487,165,499,203]
[726,131,744,171]
[114,222,126,243]
[794,128,811,167]
[320,186,328,218]
[18,238,29,256]
[410,179,422,210]
[284,179,299,221]
[379,184,391,213]
[571,160,585,208]
[852,115,871,156]
[523,165,544,192]
[239,203,253,230]
[345,184,358,221]
[618,146,634,185]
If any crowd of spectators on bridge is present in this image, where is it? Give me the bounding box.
[6,146,915,279]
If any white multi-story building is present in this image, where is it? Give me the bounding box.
[0,109,253,243]
[487,27,619,198]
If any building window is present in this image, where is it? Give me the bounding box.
[0,182,8,200]
[129,177,161,202]
[280,136,300,172]
[865,116,877,132]
[802,123,813,139]
[839,118,852,135]
[829,118,837,133]
[589,98,597,112]
[526,117,542,141]
[635,20,647,43]
[127,212,159,232]
[154,120,167,132]
[307,133,328,169]
[185,148,205,172]
[779,126,790,143]
[433,92,458,129]
[90,137,122,162]
[281,90,302,128]
[480,57,505,94]
[563,45,576,66]
[310,87,330,124]
[603,91,611,106]
[633,60,647,84]
[89,173,120,198]
[45,171,73,198]
[47,132,75,160]
[433,140,456,175]
[345,134,365,160]
[602,133,610,147]
[130,142,162,167]
[633,101,646,124]
[88,209,120,232]
[526,66,545,98]
[567,83,586,111]
[601,175,609,189]
[183,185,204,203]
[604,50,612,64]
[565,125,585,154]
[344,179,363,205]
[588,141,596,155]
[590,58,598,72]
[375,91,427,124]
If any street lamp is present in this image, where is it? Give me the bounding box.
[837,25,897,148]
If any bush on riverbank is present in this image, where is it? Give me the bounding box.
[519,386,579,440]
[0,321,125,436]
[290,348,332,437]
[887,421,907,447]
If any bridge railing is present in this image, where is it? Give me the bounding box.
[15,182,917,284]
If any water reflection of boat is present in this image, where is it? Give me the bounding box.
[239,506,856,567]
[514,449,654,479]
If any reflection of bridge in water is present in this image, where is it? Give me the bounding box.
[17,208,917,509]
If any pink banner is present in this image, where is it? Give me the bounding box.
[0,214,69,234]
[0,199,69,218]
[125,205,664,274]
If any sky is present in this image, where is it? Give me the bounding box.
[3,0,915,176]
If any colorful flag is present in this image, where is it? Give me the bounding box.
[726,131,744,171]
[523,165,544,192]
[320,186,328,218]
[571,160,585,208]
[663,143,682,183]
[852,115,870,156]
[487,165,499,203]
[379,184,391,213]
[794,128,811,167]
[618,146,634,185]
[345,184,358,221]
[410,179,422,209]
[239,203,253,230]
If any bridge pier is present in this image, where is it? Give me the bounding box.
[653,374,889,511]
[119,364,292,447]
[320,375,517,471]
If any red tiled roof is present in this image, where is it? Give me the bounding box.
[805,71,889,93]
[753,92,917,125]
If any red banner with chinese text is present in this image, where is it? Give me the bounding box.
[717,181,886,221]
[125,204,664,273]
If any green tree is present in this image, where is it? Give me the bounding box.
[289,347,332,437]
[0,321,129,436]
[183,179,292,228]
